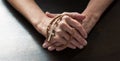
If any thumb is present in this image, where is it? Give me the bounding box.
[42,39,51,48]
[63,12,86,22]
[75,14,86,20]
[45,12,58,18]
[74,14,86,23]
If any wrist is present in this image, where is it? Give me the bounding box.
[33,16,52,37]
[81,11,101,33]
[82,10,101,21]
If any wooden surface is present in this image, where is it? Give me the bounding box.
[0,0,120,61]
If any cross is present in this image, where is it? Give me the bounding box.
[47,25,55,41]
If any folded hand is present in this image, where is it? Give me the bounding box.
[43,12,88,51]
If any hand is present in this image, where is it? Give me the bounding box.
[43,12,88,51]
[33,16,53,37]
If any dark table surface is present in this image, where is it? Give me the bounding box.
[0,0,120,61]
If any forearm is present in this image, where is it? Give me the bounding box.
[82,0,113,33]
[7,0,46,26]
[8,0,52,36]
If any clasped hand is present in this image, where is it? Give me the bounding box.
[43,12,88,51]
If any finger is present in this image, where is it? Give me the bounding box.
[67,43,76,49]
[53,37,76,49]
[53,37,68,51]
[65,16,87,38]
[48,46,56,51]
[59,16,73,35]
[59,19,87,46]
[56,43,76,51]
[52,36,67,47]
[63,12,85,22]
[56,46,67,51]
[50,35,66,45]
[42,35,64,49]
[56,29,69,41]
[48,42,76,51]
[72,28,88,46]
[45,12,59,18]
[54,42,63,47]
[42,39,52,48]
[58,17,86,46]
[70,39,84,49]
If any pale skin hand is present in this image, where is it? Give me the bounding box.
[43,13,87,51]
[8,0,113,51]
[43,12,88,51]
[7,0,87,51]
[44,0,114,51]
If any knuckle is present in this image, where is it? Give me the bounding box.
[56,29,62,35]
[63,12,69,14]
[51,37,56,43]
[51,38,58,44]
[57,31,62,35]
[59,22,66,28]
[62,15,69,20]
[53,35,60,41]
[36,24,40,29]
[35,24,41,32]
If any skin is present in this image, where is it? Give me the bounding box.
[44,12,87,51]
[8,0,113,51]
[7,0,88,50]
[45,0,114,51]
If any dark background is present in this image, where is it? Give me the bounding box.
[0,0,120,61]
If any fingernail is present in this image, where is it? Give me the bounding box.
[46,11,50,13]
[73,47,76,49]
[45,11,48,14]
[56,49,61,51]
[46,11,48,13]
[48,47,54,51]
[42,43,47,48]
[79,46,83,49]
[84,41,88,46]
